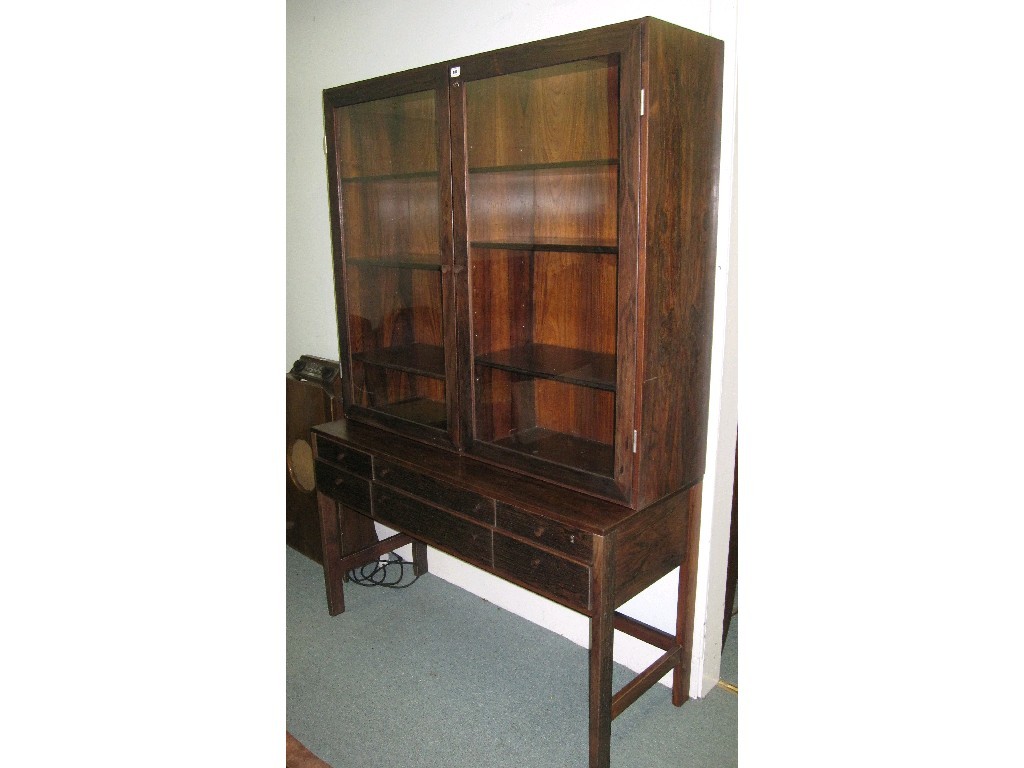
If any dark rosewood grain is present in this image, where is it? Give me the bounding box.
[612,612,676,651]
[371,486,492,570]
[313,462,372,515]
[352,342,446,380]
[611,645,682,720]
[316,491,345,615]
[376,459,495,525]
[635,22,724,508]
[312,436,373,477]
[613,485,690,607]
[674,481,704,707]
[476,343,617,392]
[313,417,632,535]
[492,533,591,612]
[467,237,618,253]
[588,533,615,768]
[496,501,594,562]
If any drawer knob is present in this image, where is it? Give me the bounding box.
[531,558,541,568]
[333,477,345,487]
[534,526,546,538]
[569,535,577,545]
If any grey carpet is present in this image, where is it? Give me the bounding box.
[721,615,738,688]
[287,547,737,767]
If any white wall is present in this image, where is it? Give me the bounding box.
[287,0,738,696]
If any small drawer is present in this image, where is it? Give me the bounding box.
[376,460,495,525]
[496,502,593,562]
[315,461,371,514]
[373,486,492,569]
[492,533,590,612]
[313,436,372,478]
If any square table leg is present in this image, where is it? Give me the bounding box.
[588,534,616,768]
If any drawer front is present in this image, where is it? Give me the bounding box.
[376,460,495,525]
[492,533,590,611]
[315,461,371,514]
[496,502,593,562]
[313,436,373,478]
[373,486,492,569]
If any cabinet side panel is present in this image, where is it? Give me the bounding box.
[638,22,724,508]
[613,487,688,607]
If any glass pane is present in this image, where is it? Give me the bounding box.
[474,371,615,476]
[333,89,447,429]
[468,60,618,479]
[465,58,620,476]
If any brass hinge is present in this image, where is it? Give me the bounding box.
[640,89,645,116]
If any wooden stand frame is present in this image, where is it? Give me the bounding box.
[315,414,703,768]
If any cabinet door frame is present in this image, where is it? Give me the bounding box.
[449,21,643,505]
[323,65,461,449]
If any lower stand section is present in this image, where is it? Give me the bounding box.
[313,421,705,768]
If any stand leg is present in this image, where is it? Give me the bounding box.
[589,534,616,768]
[673,481,703,706]
[317,491,345,616]
[411,540,428,576]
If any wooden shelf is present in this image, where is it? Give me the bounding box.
[468,158,617,175]
[475,343,615,391]
[469,237,617,254]
[348,256,442,271]
[374,397,447,428]
[352,343,445,380]
[488,426,613,477]
[339,169,438,183]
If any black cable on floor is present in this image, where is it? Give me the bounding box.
[347,552,421,589]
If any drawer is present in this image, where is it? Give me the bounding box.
[313,436,373,478]
[376,460,495,525]
[315,461,371,514]
[492,533,590,612]
[496,502,593,562]
[372,486,492,569]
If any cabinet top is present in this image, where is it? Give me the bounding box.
[323,16,721,98]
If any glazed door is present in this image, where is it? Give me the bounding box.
[451,25,642,502]
[324,70,459,445]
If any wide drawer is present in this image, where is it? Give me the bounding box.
[313,436,373,478]
[315,461,371,515]
[372,486,492,569]
[376,460,495,525]
[496,502,593,563]
[492,533,590,612]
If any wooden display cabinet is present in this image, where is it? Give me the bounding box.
[315,17,723,768]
